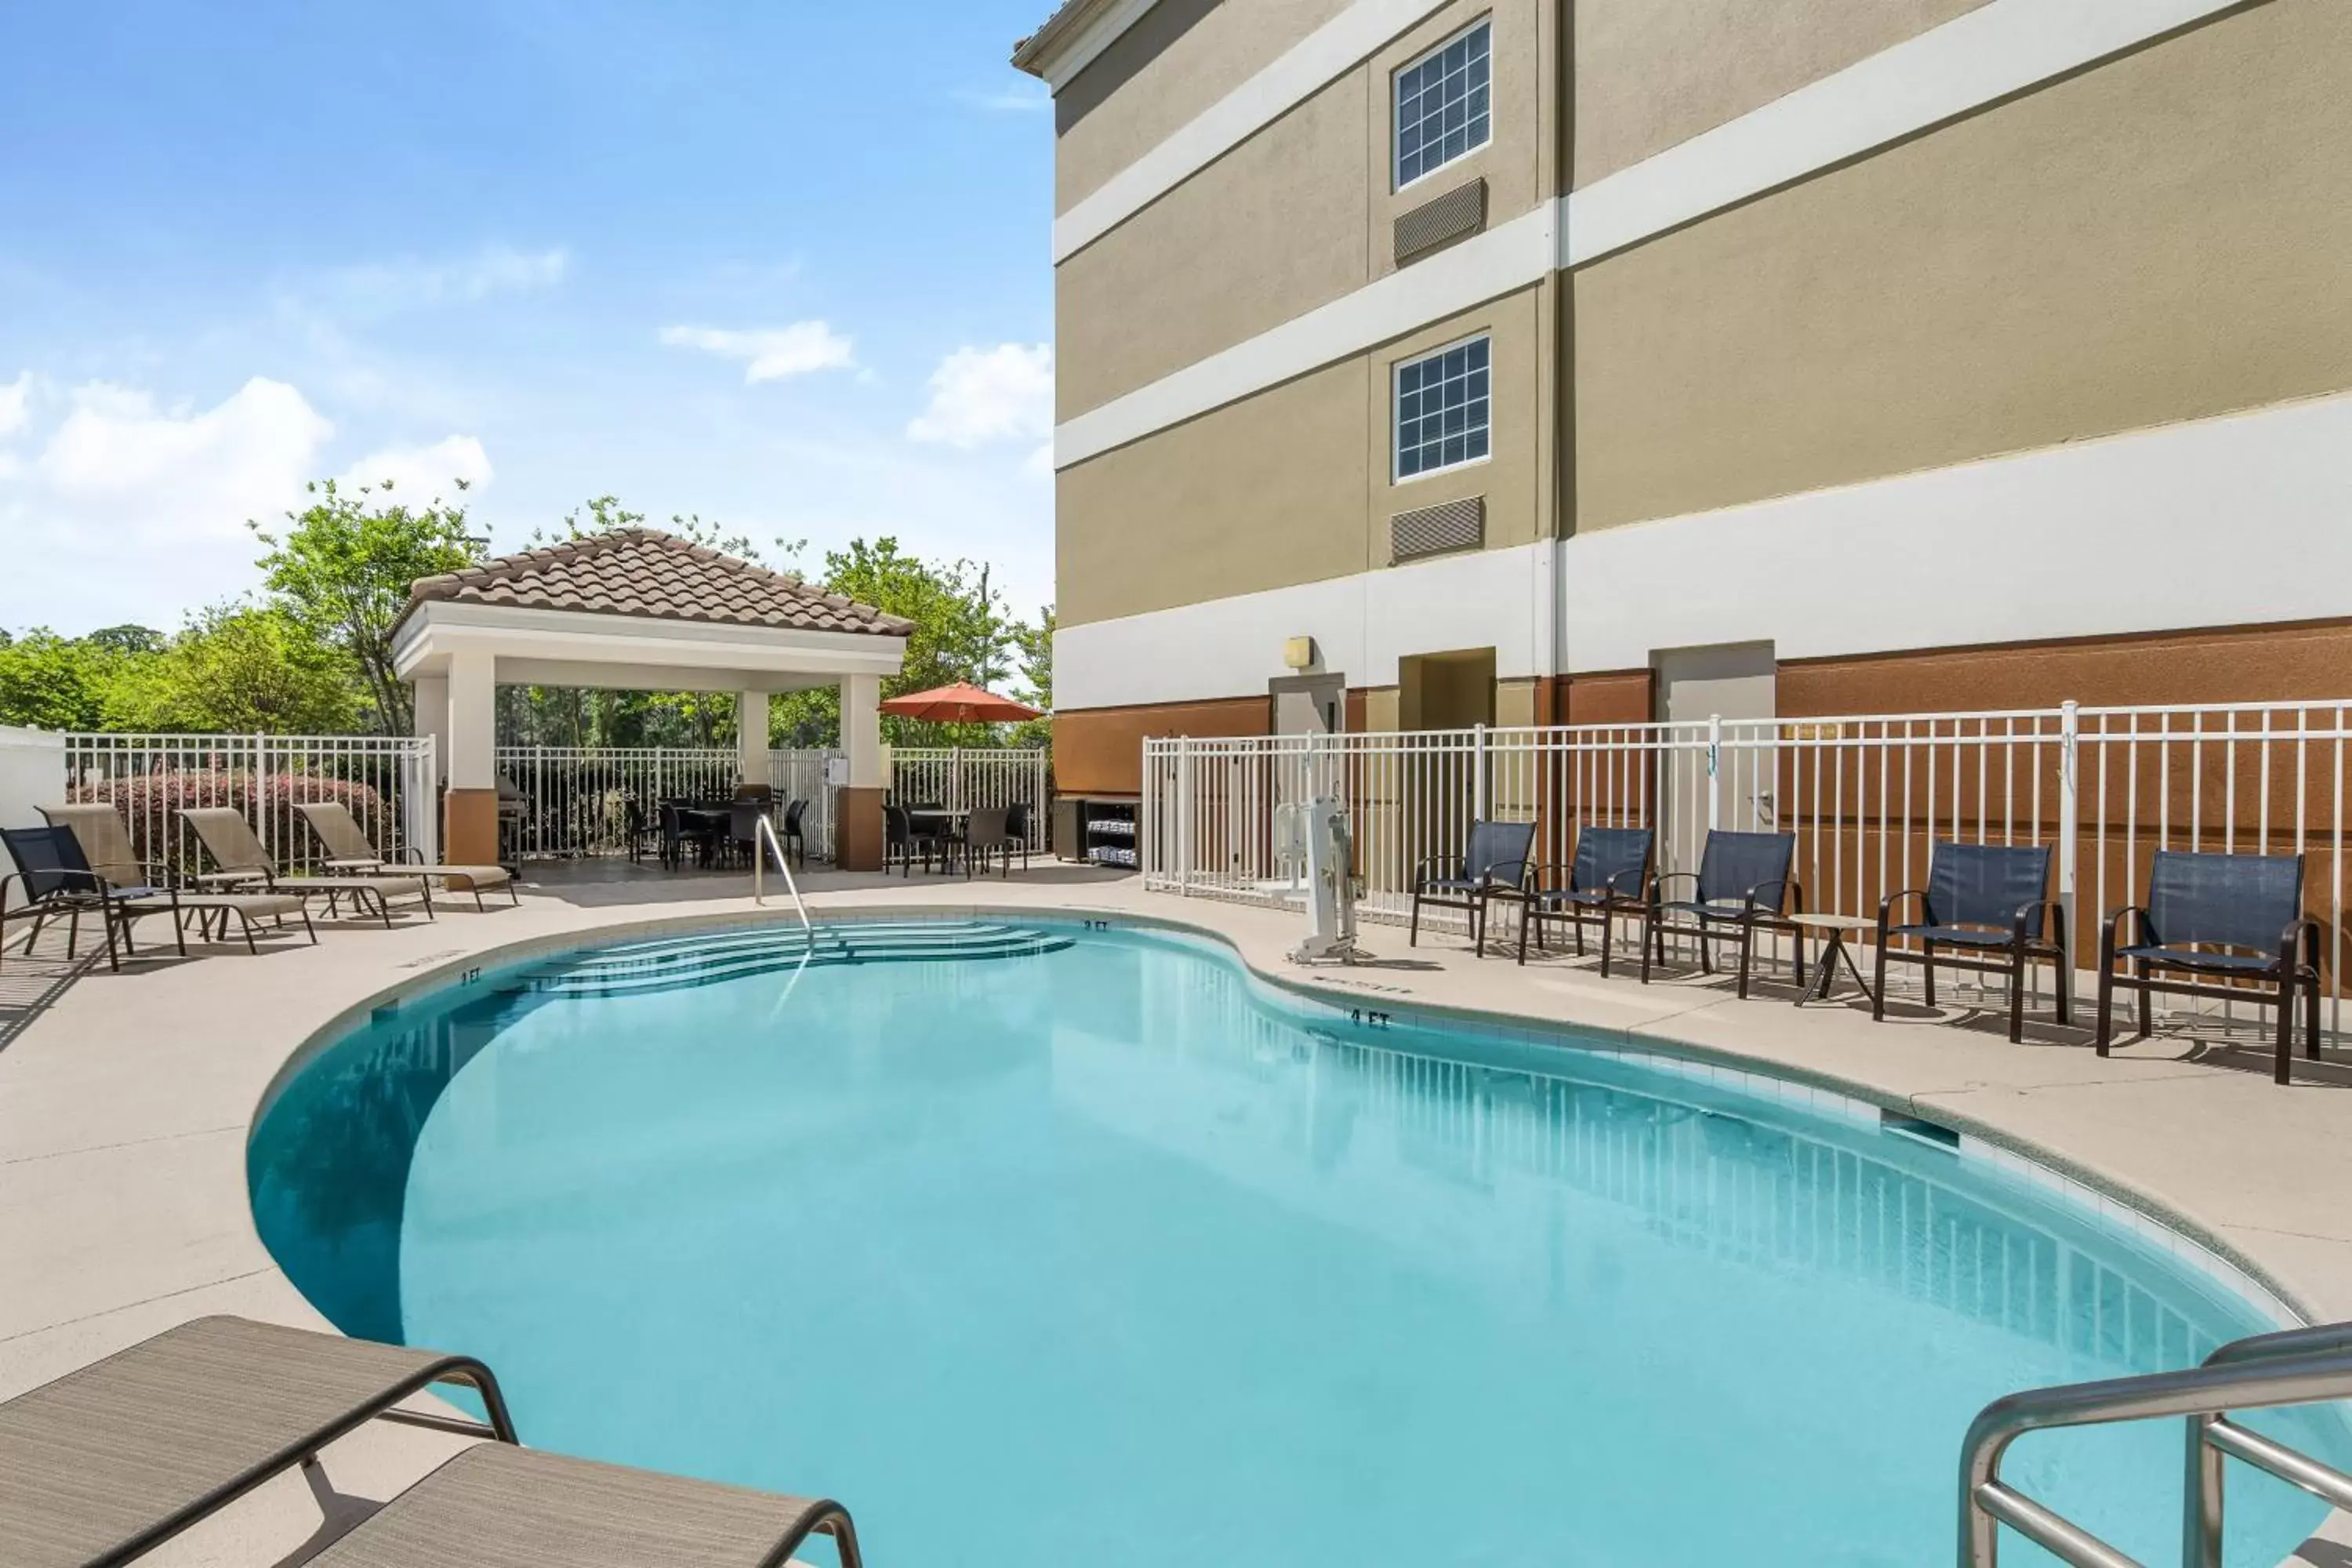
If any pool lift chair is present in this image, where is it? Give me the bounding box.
[1284,795,1364,966]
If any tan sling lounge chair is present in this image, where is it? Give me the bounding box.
[0,1316,864,1568]
[296,800,517,910]
[177,808,432,927]
[40,803,314,956]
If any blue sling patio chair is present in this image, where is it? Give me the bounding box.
[1518,826,1654,973]
[1640,829,1803,1000]
[1410,818,1538,958]
[1874,840,2070,1042]
[2095,849,2321,1085]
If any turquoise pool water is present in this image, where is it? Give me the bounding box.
[250,920,2343,1567]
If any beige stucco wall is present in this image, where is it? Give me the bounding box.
[1571,0,2352,530]
[1056,71,1370,420]
[1055,0,1551,417]
[1059,358,1372,629]
[1059,281,1547,626]
[1055,0,1356,213]
[1569,0,1992,188]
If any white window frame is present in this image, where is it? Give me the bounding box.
[1391,332,1493,485]
[1392,17,1494,193]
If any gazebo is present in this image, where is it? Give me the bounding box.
[391,529,911,869]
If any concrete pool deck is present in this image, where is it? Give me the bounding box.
[4,862,2350,1563]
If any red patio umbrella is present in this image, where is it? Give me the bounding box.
[877,681,1043,724]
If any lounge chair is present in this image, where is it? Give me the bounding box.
[178,808,432,927]
[0,824,125,971]
[1641,829,1804,999]
[1410,818,1537,957]
[2096,849,2321,1084]
[40,803,315,957]
[296,801,517,910]
[1874,840,2069,1042]
[1518,826,1653,973]
[0,1315,862,1568]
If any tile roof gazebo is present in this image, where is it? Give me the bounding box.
[392,528,912,870]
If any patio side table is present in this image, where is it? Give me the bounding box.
[1789,913,1878,1008]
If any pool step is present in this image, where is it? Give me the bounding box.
[525,920,1072,997]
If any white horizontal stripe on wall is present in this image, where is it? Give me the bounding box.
[1056,205,1555,468]
[1054,0,1450,262]
[1560,390,2352,673]
[1055,540,1556,710]
[1054,392,2352,710]
[1055,0,2251,467]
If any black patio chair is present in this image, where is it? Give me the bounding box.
[1641,829,1803,1000]
[621,797,659,863]
[884,804,935,877]
[656,802,690,870]
[1518,826,1654,973]
[781,799,809,868]
[1004,800,1034,871]
[2096,850,2321,1085]
[727,803,767,869]
[0,824,122,971]
[1875,841,2069,1041]
[963,806,1018,880]
[1410,819,1537,958]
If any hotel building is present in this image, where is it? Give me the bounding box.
[1013,0,2352,803]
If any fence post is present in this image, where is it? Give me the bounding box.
[254,732,270,864]
[1176,739,1196,895]
[2057,699,2081,956]
[1707,714,1723,833]
[1472,724,1490,819]
[1034,747,1049,850]
[949,746,964,814]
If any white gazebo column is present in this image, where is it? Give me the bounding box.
[837,673,885,871]
[444,648,501,867]
[413,673,450,783]
[737,690,770,790]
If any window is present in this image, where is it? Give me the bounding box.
[1394,335,1490,480]
[1393,20,1491,188]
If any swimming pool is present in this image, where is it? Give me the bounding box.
[249,917,2344,1567]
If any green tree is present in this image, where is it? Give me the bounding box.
[1008,605,1054,750]
[251,477,483,735]
[105,604,358,734]
[0,630,124,730]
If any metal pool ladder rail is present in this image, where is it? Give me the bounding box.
[1959,1319,2352,1567]
[753,814,813,933]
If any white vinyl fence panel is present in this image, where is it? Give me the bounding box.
[1144,701,2352,1040]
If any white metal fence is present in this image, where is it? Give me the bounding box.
[890,747,1051,849]
[1143,701,2352,1034]
[61,737,1052,872]
[63,733,438,880]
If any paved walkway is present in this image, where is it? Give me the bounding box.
[4,862,2348,1564]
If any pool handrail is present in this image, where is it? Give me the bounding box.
[1958,1319,2352,1567]
[752,814,813,933]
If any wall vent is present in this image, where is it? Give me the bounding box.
[1394,177,1487,267]
[1391,495,1484,563]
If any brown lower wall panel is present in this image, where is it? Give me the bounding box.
[1054,696,1271,797]
[1781,619,2352,716]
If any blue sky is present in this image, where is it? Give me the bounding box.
[0,0,1058,634]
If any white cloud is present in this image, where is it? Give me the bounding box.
[0,372,30,437]
[0,378,334,630]
[660,321,857,383]
[328,245,570,312]
[907,343,1054,449]
[338,434,494,503]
